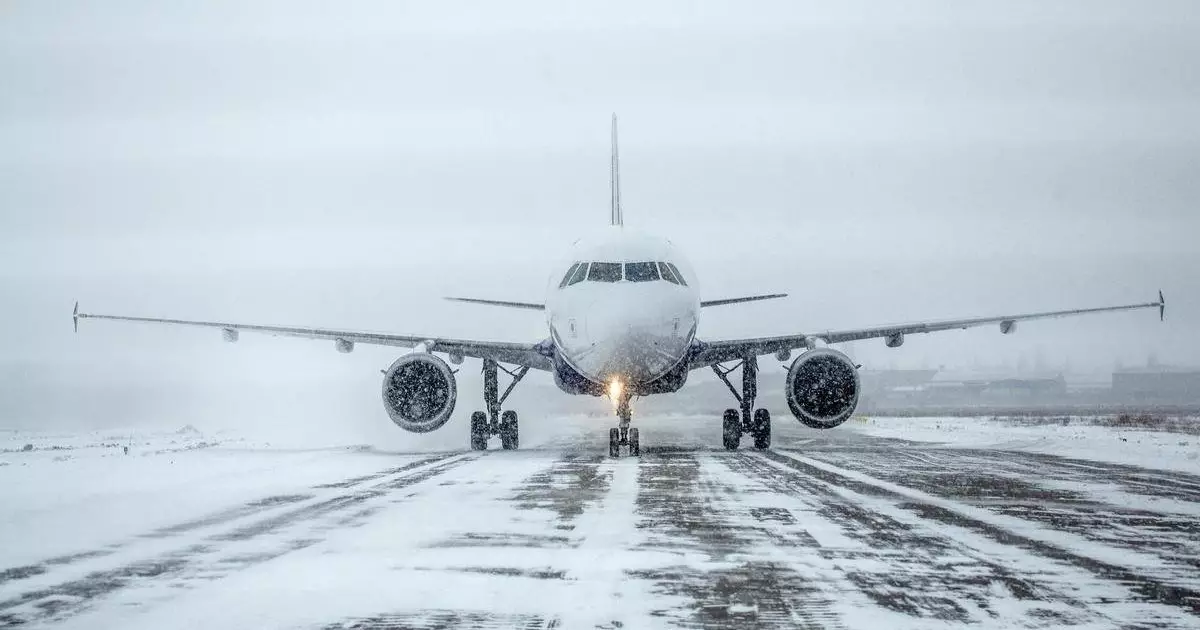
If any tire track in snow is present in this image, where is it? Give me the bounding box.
[0,453,474,626]
[628,449,846,629]
[725,451,1086,627]
[760,449,1200,622]
[0,453,459,592]
[320,451,602,629]
[801,447,1200,584]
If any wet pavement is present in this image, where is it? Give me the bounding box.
[1,416,1199,629]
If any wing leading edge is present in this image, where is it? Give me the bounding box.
[700,293,787,308]
[73,304,552,370]
[691,291,1165,368]
[443,297,545,310]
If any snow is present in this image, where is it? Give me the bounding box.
[0,428,425,567]
[2,415,1198,628]
[843,416,1200,475]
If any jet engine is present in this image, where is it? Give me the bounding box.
[785,348,860,429]
[381,353,457,433]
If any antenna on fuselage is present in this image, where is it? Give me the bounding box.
[610,113,623,227]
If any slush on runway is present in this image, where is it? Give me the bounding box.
[3,415,1198,629]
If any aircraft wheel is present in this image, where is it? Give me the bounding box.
[629,427,640,457]
[752,408,771,450]
[722,409,741,451]
[470,411,489,451]
[500,410,519,450]
[609,427,621,457]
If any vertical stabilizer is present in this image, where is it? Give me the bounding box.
[610,114,623,227]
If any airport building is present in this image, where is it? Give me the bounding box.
[1112,368,1200,403]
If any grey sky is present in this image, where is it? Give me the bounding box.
[1,1,1197,432]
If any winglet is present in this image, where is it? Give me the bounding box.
[73,301,79,333]
[1159,289,1166,321]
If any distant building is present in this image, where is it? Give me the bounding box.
[1112,368,1200,402]
[859,369,938,394]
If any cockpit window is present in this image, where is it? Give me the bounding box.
[624,262,660,282]
[665,262,688,286]
[658,261,684,285]
[566,262,589,286]
[587,262,623,282]
[558,263,580,288]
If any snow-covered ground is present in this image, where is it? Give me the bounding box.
[843,415,1200,475]
[2,415,1199,628]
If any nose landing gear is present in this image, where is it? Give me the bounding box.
[712,356,771,451]
[608,390,640,457]
[470,359,528,451]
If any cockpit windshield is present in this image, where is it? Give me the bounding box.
[566,262,588,286]
[624,262,660,282]
[665,262,687,286]
[587,262,623,283]
[558,263,580,288]
[658,262,687,286]
[559,261,686,287]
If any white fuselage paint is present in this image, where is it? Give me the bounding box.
[544,228,700,387]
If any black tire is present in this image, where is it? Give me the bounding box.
[752,408,771,450]
[629,427,640,457]
[609,427,620,457]
[470,411,488,451]
[722,409,741,451]
[500,410,519,450]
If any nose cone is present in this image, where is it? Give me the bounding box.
[578,308,695,384]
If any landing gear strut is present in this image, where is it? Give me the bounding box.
[470,358,528,451]
[608,389,640,457]
[712,356,771,451]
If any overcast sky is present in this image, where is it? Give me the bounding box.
[1,1,1197,433]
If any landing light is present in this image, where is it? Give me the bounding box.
[607,378,624,409]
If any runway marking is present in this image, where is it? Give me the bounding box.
[762,449,1200,618]
[0,453,476,626]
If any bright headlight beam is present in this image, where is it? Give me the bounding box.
[608,377,624,409]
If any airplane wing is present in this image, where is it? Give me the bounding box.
[444,297,545,310]
[700,293,787,308]
[73,303,553,370]
[690,291,1165,368]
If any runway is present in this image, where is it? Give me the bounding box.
[1,415,1198,629]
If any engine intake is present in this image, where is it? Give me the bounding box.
[381,353,457,433]
[785,348,860,429]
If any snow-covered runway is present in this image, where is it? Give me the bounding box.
[2,416,1199,629]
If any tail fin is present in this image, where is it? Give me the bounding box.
[610,113,622,227]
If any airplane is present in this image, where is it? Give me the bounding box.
[73,115,1167,457]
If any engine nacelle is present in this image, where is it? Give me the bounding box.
[785,348,860,429]
[381,353,457,433]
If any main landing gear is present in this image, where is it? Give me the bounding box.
[608,389,640,458]
[470,358,529,451]
[712,356,771,451]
